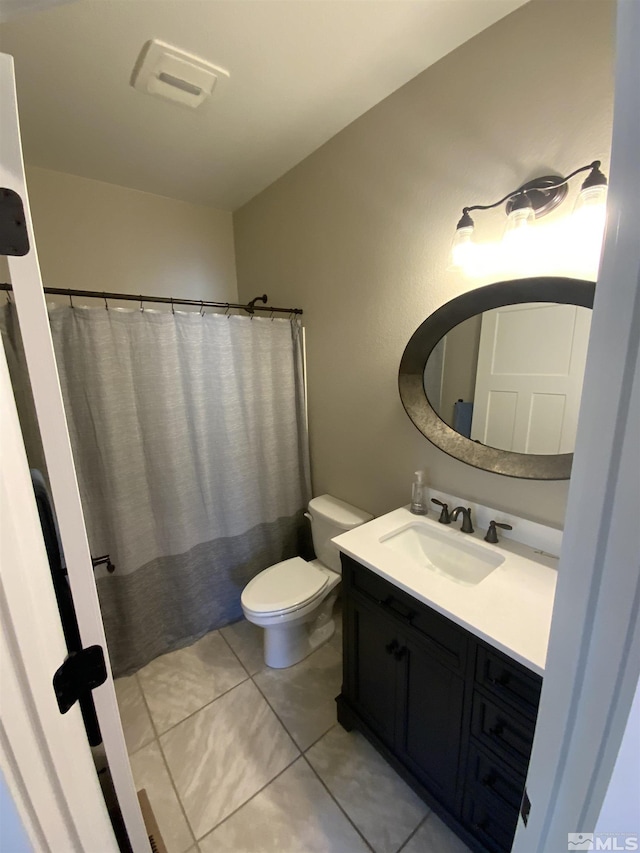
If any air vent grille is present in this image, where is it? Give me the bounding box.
[131,39,229,109]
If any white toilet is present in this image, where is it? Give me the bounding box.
[241,494,373,668]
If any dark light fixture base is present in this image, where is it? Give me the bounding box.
[505,175,568,219]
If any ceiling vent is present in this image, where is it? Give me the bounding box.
[131,39,230,109]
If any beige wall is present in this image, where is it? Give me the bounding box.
[6,166,237,305]
[234,0,614,527]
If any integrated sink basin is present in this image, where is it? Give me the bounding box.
[380,521,505,586]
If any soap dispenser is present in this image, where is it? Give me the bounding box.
[410,471,427,515]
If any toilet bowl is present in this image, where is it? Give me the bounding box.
[241,495,372,668]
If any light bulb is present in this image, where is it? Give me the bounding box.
[573,163,607,239]
[571,183,607,272]
[449,225,475,271]
[502,205,534,246]
[449,210,475,272]
[573,183,607,218]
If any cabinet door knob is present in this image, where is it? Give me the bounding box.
[394,645,407,661]
[385,639,399,655]
[489,723,505,737]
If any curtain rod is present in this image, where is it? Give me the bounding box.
[0,284,303,316]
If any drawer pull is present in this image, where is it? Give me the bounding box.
[385,639,399,655]
[488,672,511,688]
[382,596,416,623]
[394,645,407,662]
[489,723,505,737]
[473,820,489,832]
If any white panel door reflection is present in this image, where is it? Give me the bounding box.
[471,303,592,454]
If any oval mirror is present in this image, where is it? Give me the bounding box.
[399,277,595,479]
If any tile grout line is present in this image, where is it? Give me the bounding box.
[136,631,302,848]
[145,673,251,741]
[302,720,340,754]
[195,752,302,847]
[217,627,256,680]
[395,810,433,853]
[300,753,376,853]
[133,671,199,850]
[197,624,350,850]
[242,618,379,850]
[249,670,316,752]
[129,621,376,852]
[248,637,344,752]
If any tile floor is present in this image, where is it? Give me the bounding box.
[115,608,472,853]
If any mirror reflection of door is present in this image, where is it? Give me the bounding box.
[471,303,592,453]
[423,301,592,454]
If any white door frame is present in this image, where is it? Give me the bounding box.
[513,0,640,849]
[0,53,150,852]
[0,325,117,851]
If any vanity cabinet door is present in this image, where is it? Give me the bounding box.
[396,635,465,811]
[344,595,401,748]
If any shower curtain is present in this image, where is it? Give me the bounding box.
[2,304,311,676]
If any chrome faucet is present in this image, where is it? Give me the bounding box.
[451,506,474,534]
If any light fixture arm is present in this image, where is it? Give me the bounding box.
[458,160,605,221]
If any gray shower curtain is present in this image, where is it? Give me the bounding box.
[2,304,311,676]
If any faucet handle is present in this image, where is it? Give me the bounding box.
[431,498,451,524]
[484,520,513,544]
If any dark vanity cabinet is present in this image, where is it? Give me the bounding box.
[337,555,542,853]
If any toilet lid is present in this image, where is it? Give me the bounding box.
[242,557,329,614]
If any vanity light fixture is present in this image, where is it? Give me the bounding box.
[450,161,608,269]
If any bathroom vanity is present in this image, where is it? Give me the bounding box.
[333,503,558,853]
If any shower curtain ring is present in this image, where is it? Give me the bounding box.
[69,292,74,308]
[103,293,109,311]
[171,297,175,315]
[139,295,144,312]
[270,310,274,321]
[200,300,205,316]
[225,304,231,318]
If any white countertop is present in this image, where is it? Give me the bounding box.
[333,506,558,676]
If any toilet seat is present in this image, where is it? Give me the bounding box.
[241,557,329,616]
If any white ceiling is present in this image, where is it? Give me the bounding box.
[0,0,527,211]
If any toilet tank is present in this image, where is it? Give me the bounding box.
[307,495,373,573]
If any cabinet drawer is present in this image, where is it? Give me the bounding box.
[463,787,519,853]
[476,646,542,716]
[471,693,535,771]
[466,743,525,812]
[342,555,466,669]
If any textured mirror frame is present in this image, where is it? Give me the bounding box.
[398,277,596,479]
